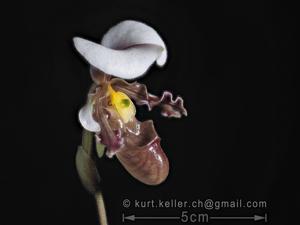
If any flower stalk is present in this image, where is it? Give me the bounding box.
[95,191,108,225]
[82,129,108,225]
[82,129,93,155]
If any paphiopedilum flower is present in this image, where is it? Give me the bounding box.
[74,20,187,185]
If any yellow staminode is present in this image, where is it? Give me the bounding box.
[108,84,136,123]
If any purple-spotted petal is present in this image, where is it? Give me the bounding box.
[73,37,163,79]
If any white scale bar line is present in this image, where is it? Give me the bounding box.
[210,217,253,220]
[135,217,180,220]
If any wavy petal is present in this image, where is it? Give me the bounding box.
[73,37,163,79]
[78,101,101,132]
[101,20,167,66]
[111,79,188,118]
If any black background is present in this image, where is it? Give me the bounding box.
[3,1,296,225]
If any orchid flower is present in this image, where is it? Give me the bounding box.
[74,20,187,187]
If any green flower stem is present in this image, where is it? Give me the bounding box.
[81,129,108,225]
[96,142,105,158]
[82,129,93,155]
[95,191,108,225]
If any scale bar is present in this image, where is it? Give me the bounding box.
[123,213,267,222]
[135,217,180,219]
[210,217,253,220]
